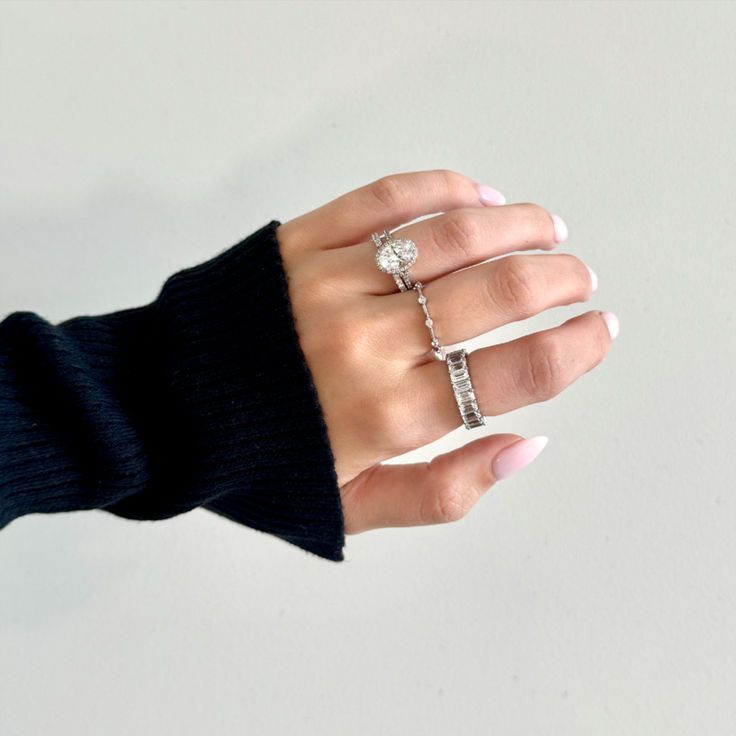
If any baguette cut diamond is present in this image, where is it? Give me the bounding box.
[446,348,485,429]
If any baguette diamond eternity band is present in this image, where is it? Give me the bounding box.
[446,348,485,430]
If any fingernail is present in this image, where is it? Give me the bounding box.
[492,436,549,481]
[475,183,506,206]
[551,214,568,243]
[586,264,598,292]
[600,311,620,339]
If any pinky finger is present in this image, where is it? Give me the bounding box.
[340,434,549,534]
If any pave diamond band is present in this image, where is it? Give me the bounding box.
[413,282,444,361]
[371,229,416,291]
[446,348,485,430]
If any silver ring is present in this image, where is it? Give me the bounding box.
[372,229,417,292]
[446,348,485,430]
[413,282,444,361]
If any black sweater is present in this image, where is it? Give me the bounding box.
[0,220,346,561]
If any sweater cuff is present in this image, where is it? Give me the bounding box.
[199,221,346,561]
[109,220,346,561]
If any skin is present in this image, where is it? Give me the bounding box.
[276,169,614,535]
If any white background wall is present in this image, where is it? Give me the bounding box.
[1,2,734,734]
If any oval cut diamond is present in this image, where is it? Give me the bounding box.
[375,237,417,274]
[392,238,418,267]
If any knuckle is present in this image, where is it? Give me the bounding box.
[370,175,407,211]
[435,486,468,523]
[437,209,478,260]
[342,314,379,360]
[522,334,567,400]
[421,454,480,524]
[426,476,470,524]
[307,307,373,359]
[370,393,401,435]
[494,258,537,316]
[371,384,425,449]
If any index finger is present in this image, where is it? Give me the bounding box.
[278,169,505,252]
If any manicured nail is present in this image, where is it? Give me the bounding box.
[475,183,506,206]
[551,214,568,243]
[492,436,549,481]
[586,264,598,292]
[600,311,620,339]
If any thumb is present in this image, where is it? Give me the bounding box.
[341,435,549,534]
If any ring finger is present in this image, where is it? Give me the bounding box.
[396,310,616,449]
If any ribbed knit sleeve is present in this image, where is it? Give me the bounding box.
[0,220,345,561]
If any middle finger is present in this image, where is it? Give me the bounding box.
[337,203,566,295]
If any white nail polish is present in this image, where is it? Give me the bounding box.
[586,265,598,292]
[600,311,620,339]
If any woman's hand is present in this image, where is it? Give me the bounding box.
[276,170,618,534]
